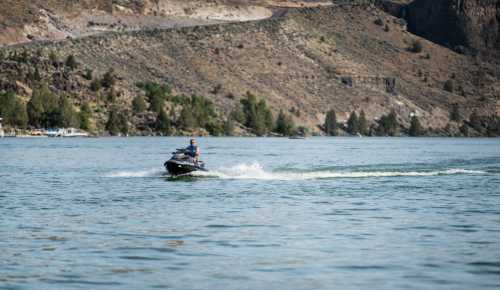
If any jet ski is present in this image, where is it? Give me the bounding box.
[164,148,207,176]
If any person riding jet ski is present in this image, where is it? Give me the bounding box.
[186,139,201,163]
[164,139,206,176]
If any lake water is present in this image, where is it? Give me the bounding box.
[1,137,500,290]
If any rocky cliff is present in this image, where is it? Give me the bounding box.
[405,0,500,54]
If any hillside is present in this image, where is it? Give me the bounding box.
[0,1,499,136]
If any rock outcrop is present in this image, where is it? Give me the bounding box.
[405,0,500,53]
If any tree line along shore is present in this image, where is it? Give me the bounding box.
[1,50,499,137]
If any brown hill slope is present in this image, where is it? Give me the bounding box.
[1,3,499,136]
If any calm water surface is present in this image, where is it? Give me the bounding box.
[1,137,500,290]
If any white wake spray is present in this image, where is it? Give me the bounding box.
[192,162,487,181]
[104,168,164,178]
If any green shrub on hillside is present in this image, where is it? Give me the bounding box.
[132,95,147,114]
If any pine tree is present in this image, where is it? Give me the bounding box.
[409,115,424,136]
[156,109,171,135]
[324,109,338,136]
[358,110,368,136]
[347,111,359,135]
[275,110,295,136]
[106,110,121,136]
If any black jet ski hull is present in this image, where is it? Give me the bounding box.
[165,160,206,176]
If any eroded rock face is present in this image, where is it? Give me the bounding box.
[405,0,500,53]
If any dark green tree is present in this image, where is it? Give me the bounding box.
[27,84,59,128]
[59,96,78,128]
[358,110,368,136]
[106,109,128,136]
[275,110,295,136]
[79,103,92,131]
[347,111,359,135]
[409,115,424,136]
[0,90,28,127]
[136,82,171,113]
[240,92,274,136]
[206,121,224,136]
[324,109,338,136]
[156,109,172,135]
[376,110,399,136]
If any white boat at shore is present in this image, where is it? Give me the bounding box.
[47,128,89,138]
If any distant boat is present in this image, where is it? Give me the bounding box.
[289,135,306,139]
[47,128,89,137]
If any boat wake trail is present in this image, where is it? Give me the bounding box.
[193,162,487,181]
[104,169,165,178]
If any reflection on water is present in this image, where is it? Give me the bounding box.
[1,137,500,290]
